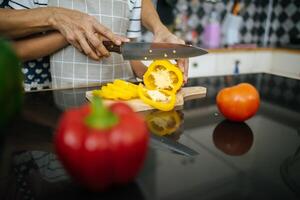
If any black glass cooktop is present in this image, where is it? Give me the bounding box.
[1,73,300,200]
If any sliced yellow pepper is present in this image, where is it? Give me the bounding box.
[93,86,117,100]
[113,79,138,91]
[106,83,132,100]
[146,110,181,136]
[101,86,121,100]
[138,83,176,111]
[113,79,138,98]
[92,80,139,100]
[92,60,182,112]
[143,60,183,93]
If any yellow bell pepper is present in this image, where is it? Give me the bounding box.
[113,79,138,98]
[106,83,132,100]
[92,79,138,100]
[138,83,176,111]
[146,110,181,136]
[92,60,182,112]
[93,86,117,100]
[143,60,183,93]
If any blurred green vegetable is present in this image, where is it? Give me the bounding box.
[0,38,23,129]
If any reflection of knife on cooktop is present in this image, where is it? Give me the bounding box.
[102,41,208,60]
[150,135,198,156]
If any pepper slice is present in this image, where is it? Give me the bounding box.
[106,83,133,100]
[113,79,138,98]
[143,60,183,93]
[146,110,181,136]
[92,79,138,100]
[138,83,176,111]
[93,86,118,100]
[113,79,138,90]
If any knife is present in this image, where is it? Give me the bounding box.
[103,41,208,60]
[150,134,198,156]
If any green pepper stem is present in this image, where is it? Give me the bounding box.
[85,97,118,129]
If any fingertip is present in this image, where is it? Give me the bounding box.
[118,35,130,42]
[92,56,99,61]
[115,39,122,45]
[91,52,100,61]
[185,77,188,84]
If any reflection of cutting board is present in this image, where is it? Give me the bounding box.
[86,86,206,112]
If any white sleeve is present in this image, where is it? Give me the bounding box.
[127,0,142,38]
[8,0,48,9]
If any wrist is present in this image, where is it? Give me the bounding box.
[153,24,168,35]
[47,7,61,30]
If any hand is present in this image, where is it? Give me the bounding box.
[153,27,189,84]
[50,7,129,60]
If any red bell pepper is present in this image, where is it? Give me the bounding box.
[54,97,149,191]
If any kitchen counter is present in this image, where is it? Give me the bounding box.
[208,47,300,54]
[1,73,300,200]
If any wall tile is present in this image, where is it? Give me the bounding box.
[147,0,300,47]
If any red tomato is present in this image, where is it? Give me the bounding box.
[54,98,149,191]
[216,83,260,122]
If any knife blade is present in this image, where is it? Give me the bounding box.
[150,135,198,156]
[103,41,208,60]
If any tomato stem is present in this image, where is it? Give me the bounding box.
[85,97,118,129]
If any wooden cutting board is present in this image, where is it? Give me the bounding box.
[86,86,206,112]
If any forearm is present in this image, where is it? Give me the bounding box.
[130,61,147,79]
[141,0,166,34]
[0,7,57,38]
[12,31,68,62]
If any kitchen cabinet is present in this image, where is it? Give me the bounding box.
[188,54,216,78]
[253,51,272,73]
[270,51,300,79]
[188,48,300,79]
[215,52,255,75]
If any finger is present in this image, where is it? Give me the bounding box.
[178,39,185,45]
[72,40,83,52]
[76,32,99,60]
[184,59,189,83]
[176,59,187,84]
[176,59,184,72]
[95,35,112,57]
[86,39,102,57]
[116,34,130,43]
[93,23,122,45]
[106,34,130,43]
[180,59,188,84]
[86,32,110,57]
[95,54,105,60]
[65,31,83,52]
[97,42,111,58]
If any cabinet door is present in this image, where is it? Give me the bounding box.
[271,52,300,79]
[188,54,216,77]
[253,51,272,73]
[215,52,255,75]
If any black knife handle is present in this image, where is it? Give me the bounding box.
[103,41,121,53]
